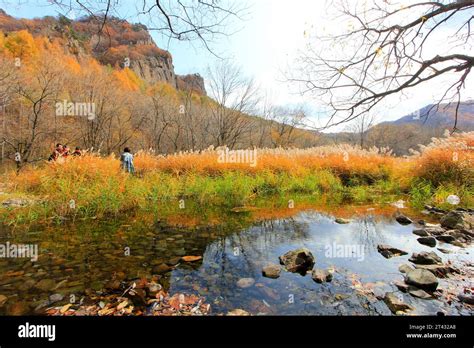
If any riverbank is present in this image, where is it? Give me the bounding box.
[1,133,472,225]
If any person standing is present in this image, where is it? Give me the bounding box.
[120,147,135,174]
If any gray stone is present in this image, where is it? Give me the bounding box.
[441,211,474,230]
[409,252,442,265]
[236,278,255,288]
[279,248,315,273]
[399,264,414,274]
[405,269,438,292]
[417,237,436,247]
[377,245,408,259]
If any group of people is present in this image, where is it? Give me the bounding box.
[48,143,135,174]
[48,143,82,162]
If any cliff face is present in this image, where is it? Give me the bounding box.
[0,10,206,95]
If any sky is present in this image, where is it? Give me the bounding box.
[2,0,473,132]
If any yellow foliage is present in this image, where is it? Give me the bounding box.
[3,30,39,60]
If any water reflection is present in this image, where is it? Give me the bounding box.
[0,209,472,315]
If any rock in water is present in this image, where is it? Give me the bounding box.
[35,279,57,292]
[383,293,413,314]
[395,213,413,225]
[311,269,333,283]
[0,295,7,307]
[236,278,255,288]
[335,218,351,224]
[262,264,281,279]
[279,248,315,273]
[408,287,433,299]
[417,237,436,247]
[458,293,474,305]
[441,211,474,230]
[409,252,442,265]
[399,264,414,274]
[377,245,408,259]
[405,269,438,292]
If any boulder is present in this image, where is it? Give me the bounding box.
[335,218,351,224]
[383,293,413,314]
[153,263,173,274]
[436,235,456,243]
[279,248,315,273]
[393,280,409,293]
[417,237,436,247]
[409,251,442,265]
[413,229,430,237]
[405,269,438,292]
[440,211,474,230]
[377,245,408,259]
[395,213,413,225]
[311,269,333,283]
[262,264,281,279]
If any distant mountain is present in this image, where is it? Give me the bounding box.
[382,101,474,130]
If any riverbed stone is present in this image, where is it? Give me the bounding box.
[377,245,408,259]
[417,237,436,247]
[409,251,442,265]
[0,294,7,307]
[236,278,255,288]
[279,248,315,273]
[458,293,474,305]
[311,269,333,283]
[441,211,474,230]
[408,287,433,299]
[414,264,458,278]
[262,264,281,279]
[399,264,414,274]
[405,269,438,292]
[153,263,172,274]
[383,293,413,314]
[35,279,57,292]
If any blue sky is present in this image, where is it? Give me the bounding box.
[3,0,473,131]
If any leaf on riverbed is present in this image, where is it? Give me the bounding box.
[181,256,202,262]
[117,300,128,311]
[60,303,72,314]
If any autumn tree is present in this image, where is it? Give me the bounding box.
[290,0,474,132]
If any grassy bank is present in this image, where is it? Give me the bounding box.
[1,132,472,225]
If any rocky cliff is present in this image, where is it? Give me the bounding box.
[0,10,207,95]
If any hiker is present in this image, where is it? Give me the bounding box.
[120,147,135,174]
[48,143,63,162]
[72,147,82,156]
[62,145,70,158]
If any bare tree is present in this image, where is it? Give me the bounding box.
[270,106,307,148]
[290,0,474,132]
[206,61,259,148]
[345,112,377,148]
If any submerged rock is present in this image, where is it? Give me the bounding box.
[279,248,315,273]
[262,264,281,279]
[405,269,438,292]
[458,293,474,305]
[35,279,57,292]
[409,252,442,265]
[417,237,437,247]
[311,269,333,283]
[236,278,255,288]
[383,293,413,314]
[377,245,408,259]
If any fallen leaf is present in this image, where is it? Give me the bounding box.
[181,256,202,262]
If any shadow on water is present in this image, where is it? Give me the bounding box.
[0,207,472,315]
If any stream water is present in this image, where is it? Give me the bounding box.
[0,207,472,315]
